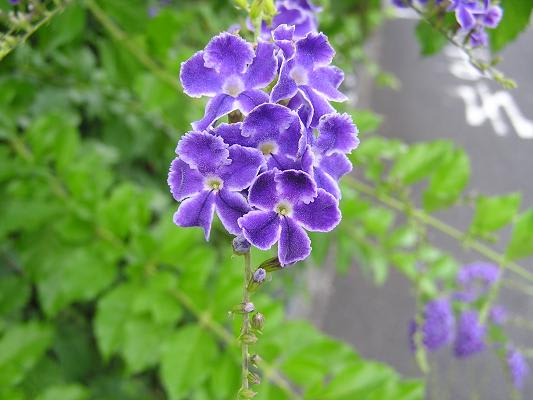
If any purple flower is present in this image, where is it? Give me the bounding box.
[180,33,277,131]
[259,0,320,40]
[489,305,507,325]
[455,261,500,303]
[482,4,503,28]
[422,298,455,351]
[448,0,483,30]
[453,310,486,358]
[507,347,530,390]
[168,131,263,239]
[271,32,347,128]
[238,169,341,265]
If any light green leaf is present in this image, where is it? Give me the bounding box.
[350,109,383,133]
[471,193,521,234]
[36,384,89,400]
[160,325,218,400]
[0,322,53,388]
[506,209,533,260]
[490,0,533,52]
[415,21,448,56]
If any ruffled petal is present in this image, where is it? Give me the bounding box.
[272,24,296,59]
[219,145,264,191]
[179,51,223,98]
[271,59,299,103]
[275,169,317,205]
[242,103,297,145]
[167,158,204,201]
[295,32,335,68]
[267,146,314,174]
[293,188,341,232]
[173,190,215,240]
[213,122,256,147]
[236,89,269,114]
[300,86,335,128]
[192,94,236,131]
[215,189,251,235]
[248,169,280,211]
[456,6,476,30]
[176,131,229,174]
[318,152,353,180]
[278,217,311,265]
[313,166,341,199]
[315,113,359,155]
[239,210,281,250]
[308,66,348,102]
[203,32,254,75]
[243,42,278,90]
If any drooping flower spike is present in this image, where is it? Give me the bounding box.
[169,131,263,239]
[180,33,277,130]
[238,169,341,265]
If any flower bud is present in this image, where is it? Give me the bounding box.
[249,354,261,367]
[253,268,266,283]
[238,388,257,399]
[258,257,282,272]
[243,302,255,313]
[248,371,261,385]
[240,332,258,344]
[251,313,265,331]
[233,234,251,255]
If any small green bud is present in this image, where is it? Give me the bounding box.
[238,388,257,399]
[240,333,258,344]
[248,371,261,385]
[258,257,282,272]
[249,354,261,367]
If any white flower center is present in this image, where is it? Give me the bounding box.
[289,66,309,86]
[222,75,245,97]
[205,176,223,192]
[259,141,278,156]
[275,201,292,216]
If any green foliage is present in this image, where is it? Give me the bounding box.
[490,0,533,51]
[506,209,533,260]
[470,194,521,235]
[415,21,448,56]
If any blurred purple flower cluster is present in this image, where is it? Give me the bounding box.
[168,0,358,266]
[391,0,503,47]
[408,261,529,389]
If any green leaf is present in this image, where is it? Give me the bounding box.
[0,321,53,388]
[422,148,470,211]
[0,275,31,316]
[506,209,533,260]
[36,384,89,400]
[470,194,521,234]
[390,141,453,184]
[415,21,448,56]
[490,0,533,52]
[160,325,218,400]
[350,109,383,133]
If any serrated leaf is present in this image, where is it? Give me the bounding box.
[471,193,521,234]
[506,209,533,260]
[160,325,218,400]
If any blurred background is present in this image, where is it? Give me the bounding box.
[0,1,531,399]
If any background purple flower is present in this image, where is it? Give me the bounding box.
[180,33,277,130]
[422,298,455,351]
[455,261,500,302]
[507,347,530,390]
[454,310,486,358]
[168,131,263,239]
[238,169,341,265]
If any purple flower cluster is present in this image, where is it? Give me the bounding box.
[391,0,503,47]
[454,261,500,302]
[507,347,530,390]
[169,0,358,265]
[453,310,486,358]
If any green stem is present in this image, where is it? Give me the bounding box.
[240,252,252,396]
[345,178,533,284]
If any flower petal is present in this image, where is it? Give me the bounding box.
[248,169,280,211]
[316,113,359,155]
[213,122,256,147]
[272,24,296,59]
[167,158,204,201]
[242,103,296,144]
[203,32,254,75]
[176,131,229,174]
[278,217,311,265]
[275,169,317,205]
[179,51,223,98]
[313,166,341,199]
[456,6,476,30]
[236,89,269,114]
[295,32,335,68]
[267,146,314,174]
[318,153,353,180]
[192,94,236,131]
[293,188,341,232]
[239,210,281,250]
[300,86,335,128]
[215,189,251,235]
[174,190,215,240]
[219,145,264,191]
[243,42,278,90]
[309,66,347,102]
[271,59,299,103]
